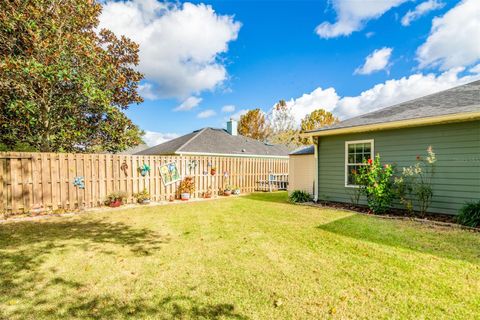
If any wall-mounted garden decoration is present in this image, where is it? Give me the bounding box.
[223,171,229,177]
[188,160,198,174]
[139,163,151,177]
[203,170,209,176]
[73,176,85,189]
[210,167,217,176]
[159,162,181,186]
[121,161,129,176]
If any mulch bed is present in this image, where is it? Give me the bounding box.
[304,201,480,233]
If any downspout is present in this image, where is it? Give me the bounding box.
[314,137,319,202]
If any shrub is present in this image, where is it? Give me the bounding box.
[395,146,436,217]
[457,201,480,228]
[178,176,195,194]
[356,155,395,214]
[289,190,311,203]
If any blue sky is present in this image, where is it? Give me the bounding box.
[99,0,480,145]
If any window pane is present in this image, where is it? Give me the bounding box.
[364,143,371,153]
[348,145,355,153]
[348,154,355,163]
[355,153,364,164]
[355,144,363,153]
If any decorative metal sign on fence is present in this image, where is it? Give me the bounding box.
[159,162,181,186]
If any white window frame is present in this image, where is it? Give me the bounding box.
[345,139,374,188]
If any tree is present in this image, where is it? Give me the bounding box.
[299,109,339,145]
[0,0,144,153]
[238,109,271,141]
[268,100,300,148]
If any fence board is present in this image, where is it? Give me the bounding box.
[0,152,288,215]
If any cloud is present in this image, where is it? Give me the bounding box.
[174,96,202,111]
[100,0,241,99]
[416,0,480,70]
[315,0,408,38]
[355,47,393,75]
[283,88,340,125]
[401,0,444,26]
[143,131,179,146]
[197,109,217,118]
[470,64,480,73]
[138,82,159,100]
[221,105,236,113]
[277,68,480,124]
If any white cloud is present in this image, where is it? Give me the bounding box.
[470,64,480,73]
[417,0,480,70]
[197,109,217,118]
[277,68,480,124]
[143,131,179,146]
[315,0,408,38]
[283,87,340,125]
[221,105,236,113]
[100,0,241,99]
[174,96,202,111]
[138,82,159,100]
[355,47,393,75]
[401,0,444,26]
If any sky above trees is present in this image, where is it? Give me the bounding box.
[98,0,480,146]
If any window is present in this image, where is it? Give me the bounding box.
[345,140,374,187]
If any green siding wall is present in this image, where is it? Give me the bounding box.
[317,121,480,215]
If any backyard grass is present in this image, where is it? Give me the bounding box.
[1,192,479,319]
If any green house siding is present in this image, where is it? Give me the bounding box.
[317,120,480,215]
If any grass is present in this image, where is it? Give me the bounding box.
[1,192,479,319]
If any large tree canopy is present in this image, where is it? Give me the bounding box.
[299,109,339,145]
[0,0,144,152]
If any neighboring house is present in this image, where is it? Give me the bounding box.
[137,120,289,158]
[117,143,149,155]
[306,80,480,215]
[288,146,315,196]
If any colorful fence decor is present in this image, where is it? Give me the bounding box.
[0,152,289,215]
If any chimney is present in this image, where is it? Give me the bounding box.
[227,118,237,136]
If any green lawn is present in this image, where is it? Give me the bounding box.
[1,192,479,319]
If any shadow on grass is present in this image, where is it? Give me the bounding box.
[317,214,480,264]
[243,192,289,204]
[0,218,178,319]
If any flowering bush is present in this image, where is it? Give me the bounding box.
[395,146,436,217]
[356,155,395,214]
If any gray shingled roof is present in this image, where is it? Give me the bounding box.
[137,128,289,157]
[310,80,480,133]
[290,145,314,155]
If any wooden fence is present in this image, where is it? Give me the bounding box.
[0,152,289,215]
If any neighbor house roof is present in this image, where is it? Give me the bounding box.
[136,128,289,158]
[289,145,314,156]
[308,80,480,136]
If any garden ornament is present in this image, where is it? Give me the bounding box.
[120,161,129,176]
[73,176,85,189]
[139,163,151,176]
[188,160,198,173]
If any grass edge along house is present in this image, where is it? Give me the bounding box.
[305,80,480,215]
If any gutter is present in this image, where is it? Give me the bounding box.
[304,111,480,137]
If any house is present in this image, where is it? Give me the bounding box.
[305,80,480,215]
[288,145,315,196]
[137,120,289,158]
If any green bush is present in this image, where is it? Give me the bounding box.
[457,201,480,228]
[289,190,312,203]
[356,155,395,215]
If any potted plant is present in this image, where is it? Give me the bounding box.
[105,191,127,207]
[210,167,217,176]
[232,186,241,195]
[178,176,195,200]
[223,184,232,196]
[133,188,151,204]
[203,186,213,199]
